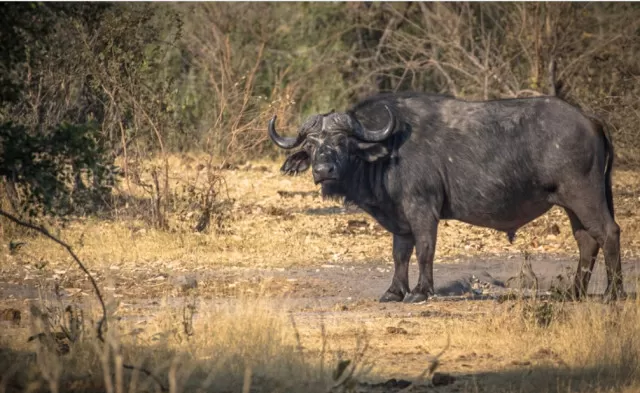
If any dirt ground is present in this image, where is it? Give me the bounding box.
[2,157,640,392]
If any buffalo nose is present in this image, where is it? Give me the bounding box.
[312,163,335,181]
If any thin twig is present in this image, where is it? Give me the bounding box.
[123,364,167,391]
[289,313,306,362]
[328,327,371,392]
[0,210,107,339]
[410,333,451,387]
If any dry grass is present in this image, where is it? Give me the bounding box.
[4,293,640,392]
[2,154,640,392]
[0,295,351,393]
[5,154,640,274]
[293,297,640,392]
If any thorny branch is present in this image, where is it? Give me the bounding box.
[0,209,168,391]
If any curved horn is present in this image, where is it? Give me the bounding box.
[268,115,305,150]
[351,105,396,142]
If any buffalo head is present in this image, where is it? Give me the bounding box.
[268,106,397,186]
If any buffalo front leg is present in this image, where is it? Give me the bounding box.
[404,218,438,303]
[380,234,414,302]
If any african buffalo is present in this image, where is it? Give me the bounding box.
[268,92,623,303]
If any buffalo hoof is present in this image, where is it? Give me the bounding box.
[380,291,405,303]
[403,292,428,303]
[571,287,587,302]
[603,288,627,303]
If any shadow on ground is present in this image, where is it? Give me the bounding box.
[1,342,636,393]
[450,363,638,393]
[303,205,363,216]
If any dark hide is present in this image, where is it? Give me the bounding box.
[272,92,623,303]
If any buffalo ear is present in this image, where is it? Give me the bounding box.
[354,141,390,162]
[281,150,311,175]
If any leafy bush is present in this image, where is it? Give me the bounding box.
[0,121,117,217]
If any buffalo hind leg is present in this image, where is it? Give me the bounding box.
[565,209,599,299]
[603,223,624,301]
[562,194,624,301]
[380,234,414,302]
[404,217,438,303]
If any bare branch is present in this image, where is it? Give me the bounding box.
[430,60,459,96]
[0,209,168,391]
[548,58,557,96]
[0,209,108,338]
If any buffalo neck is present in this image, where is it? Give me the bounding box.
[320,159,386,204]
[320,158,409,234]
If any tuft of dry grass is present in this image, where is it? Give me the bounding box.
[1,295,367,393]
[293,296,640,392]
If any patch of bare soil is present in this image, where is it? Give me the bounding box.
[4,251,637,305]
